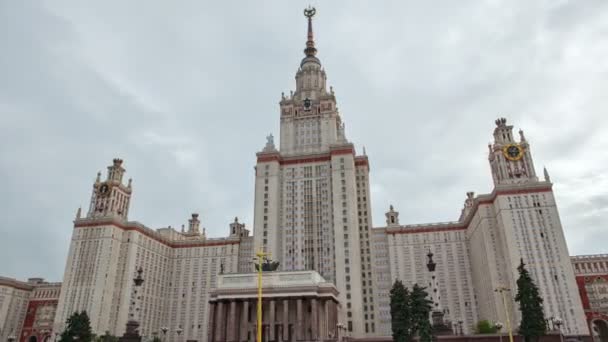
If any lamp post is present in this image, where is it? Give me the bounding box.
[336,323,345,342]
[160,327,168,342]
[41,329,51,342]
[495,287,514,342]
[253,249,271,342]
[494,321,504,342]
[552,317,564,342]
[174,328,182,342]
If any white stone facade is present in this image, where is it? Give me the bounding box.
[50,9,590,342]
[0,278,31,342]
[53,162,254,342]
[371,121,587,336]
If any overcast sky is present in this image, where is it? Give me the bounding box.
[1,1,607,282]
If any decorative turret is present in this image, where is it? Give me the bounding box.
[187,213,201,235]
[385,205,400,226]
[488,118,538,186]
[459,192,475,221]
[108,158,126,183]
[87,158,133,220]
[229,216,249,238]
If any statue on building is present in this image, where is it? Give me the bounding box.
[254,257,280,272]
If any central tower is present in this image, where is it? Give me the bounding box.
[252,7,376,335]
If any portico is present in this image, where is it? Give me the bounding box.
[208,271,340,342]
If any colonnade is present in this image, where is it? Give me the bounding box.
[208,297,339,342]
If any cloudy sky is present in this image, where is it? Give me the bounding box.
[1,1,607,281]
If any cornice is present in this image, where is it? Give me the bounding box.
[73,218,240,249]
[256,145,356,165]
[0,277,34,291]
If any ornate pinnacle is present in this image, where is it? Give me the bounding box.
[303,6,317,57]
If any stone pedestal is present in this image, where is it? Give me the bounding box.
[118,320,142,342]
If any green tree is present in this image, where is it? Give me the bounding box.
[515,259,547,342]
[390,280,413,342]
[59,311,94,342]
[475,320,498,334]
[410,284,434,342]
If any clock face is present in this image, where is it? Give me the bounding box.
[503,144,524,161]
[99,184,110,196]
[303,98,312,110]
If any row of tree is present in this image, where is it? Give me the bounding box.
[390,259,548,342]
[59,311,165,342]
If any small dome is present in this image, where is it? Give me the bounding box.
[300,55,321,67]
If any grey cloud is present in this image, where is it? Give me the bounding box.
[1,1,607,281]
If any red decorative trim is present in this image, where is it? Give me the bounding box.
[257,155,280,163]
[282,155,331,165]
[388,225,465,235]
[256,148,356,165]
[74,221,239,248]
[495,186,552,196]
[355,157,369,167]
[576,276,592,310]
[330,147,355,156]
[20,299,59,342]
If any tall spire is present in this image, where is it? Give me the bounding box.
[303,6,317,57]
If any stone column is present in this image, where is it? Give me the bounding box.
[324,299,330,339]
[216,301,225,342]
[227,300,237,342]
[208,302,216,342]
[269,300,276,341]
[296,298,303,340]
[282,299,289,341]
[240,300,250,342]
[311,298,318,340]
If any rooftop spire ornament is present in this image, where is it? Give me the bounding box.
[303,6,317,57]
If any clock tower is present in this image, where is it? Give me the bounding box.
[87,158,132,220]
[488,117,538,186]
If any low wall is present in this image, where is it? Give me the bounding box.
[347,333,592,342]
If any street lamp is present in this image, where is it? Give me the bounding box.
[494,321,504,342]
[160,327,168,342]
[175,327,182,342]
[495,287,514,342]
[336,323,346,342]
[41,329,51,342]
[552,317,564,342]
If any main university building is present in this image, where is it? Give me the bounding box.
[51,9,587,342]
